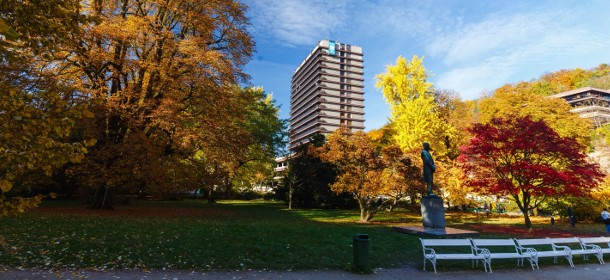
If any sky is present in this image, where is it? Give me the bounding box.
[242,0,610,131]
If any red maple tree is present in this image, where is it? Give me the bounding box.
[459,116,605,228]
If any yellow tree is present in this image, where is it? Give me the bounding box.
[1,2,95,215]
[375,55,457,157]
[479,82,592,147]
[375,56,458,199]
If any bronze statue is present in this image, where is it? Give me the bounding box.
[421,142,436,196]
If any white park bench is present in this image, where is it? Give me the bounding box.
[470,238,537,272]
[514,238,574,267]
[420,238,489,273]
[579,236,610,264]
[549,237,603,264]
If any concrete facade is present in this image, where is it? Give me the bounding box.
[289,40,365,150]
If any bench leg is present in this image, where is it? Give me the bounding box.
[527,256,538,270]
[424,258,437,273]
[594,253,603,264]
[566,255,574,268]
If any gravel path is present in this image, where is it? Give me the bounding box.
[2,264,610,280]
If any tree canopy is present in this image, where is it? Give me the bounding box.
[479,82,592,147]
[375,55,457,156]
[1,0,285,212]
[459,116,605,228]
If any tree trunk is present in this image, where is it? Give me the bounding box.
[207,186,215,203]
[358,198,366,222]
[523,211,532,229]
[89,185,113,210]
[288,187,293,210]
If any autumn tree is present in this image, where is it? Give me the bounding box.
[379,145,421,210]
[375,55,457,157]
[0,4,94,215]
[0,0,256,208]
[319,129,389,222]
[479,82,592,147]
[459,116,605,228]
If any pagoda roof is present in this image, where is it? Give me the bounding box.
[549,87,610,99]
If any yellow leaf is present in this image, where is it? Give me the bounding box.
[69,153,84,163]
[84,138,97,146]
[0,180,12,193]
[83,110,94,118]
[43,165,53,176]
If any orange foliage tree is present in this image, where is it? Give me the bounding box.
[318,129,384,222]
[2,0,266,209]
[319,129,420,222]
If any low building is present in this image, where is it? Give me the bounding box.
[549,87,610,127]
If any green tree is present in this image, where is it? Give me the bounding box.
[282,134,346,209]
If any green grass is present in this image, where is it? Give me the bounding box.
[0,199,606,272]
[0,199,418,271]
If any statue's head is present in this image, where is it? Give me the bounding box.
[423,142,430,151]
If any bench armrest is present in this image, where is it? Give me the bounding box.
[474,247,491,258]
[551,244,571,253]
[516,245,538,257]
[423,247,436,258]
[582,244,602,253]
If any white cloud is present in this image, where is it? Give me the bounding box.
[429,5,610,99]
[351,0,443,39]
[246,0,349,46]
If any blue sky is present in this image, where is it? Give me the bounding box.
[242,0,610,131]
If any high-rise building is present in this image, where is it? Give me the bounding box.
[288,40,365,150]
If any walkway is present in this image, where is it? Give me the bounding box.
[2,265,610,280]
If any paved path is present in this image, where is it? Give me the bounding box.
[2,265,610,280]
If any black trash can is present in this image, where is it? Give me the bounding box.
[353,234,370,268]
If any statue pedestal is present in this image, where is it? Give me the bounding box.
[421,196,446,228]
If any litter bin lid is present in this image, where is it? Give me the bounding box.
[353,234,369,240]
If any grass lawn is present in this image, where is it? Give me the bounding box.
[0,199,606,272]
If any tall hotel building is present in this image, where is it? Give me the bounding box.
[288,40,365,150]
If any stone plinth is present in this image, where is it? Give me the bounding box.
[421,196,446,228]
[393,226,479,238]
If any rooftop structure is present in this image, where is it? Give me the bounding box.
[550,87,610,127]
